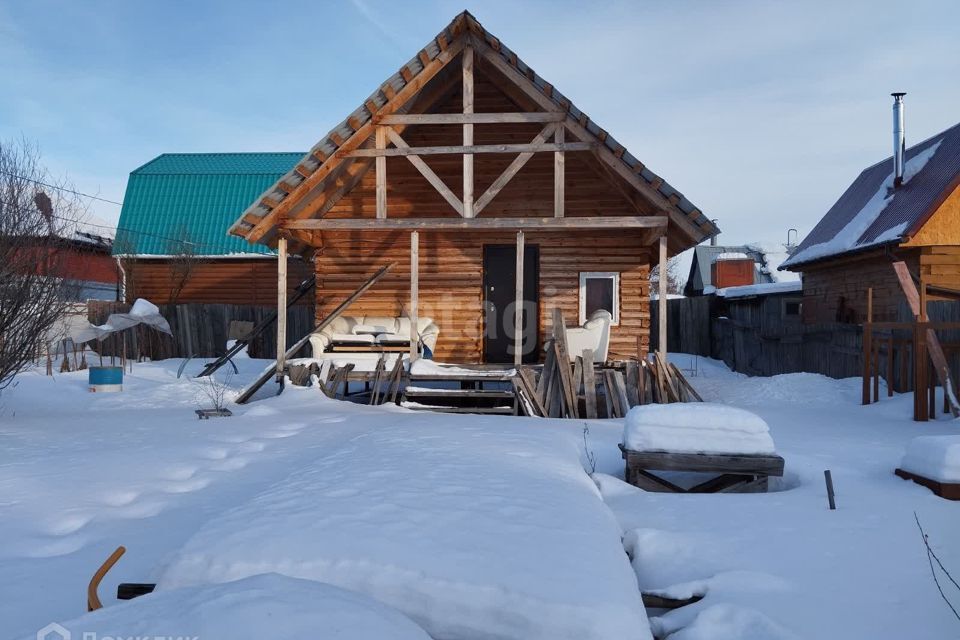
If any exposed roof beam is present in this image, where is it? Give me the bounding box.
[283,215,667,231]
[344,141,593,158]
[374,112,565,125]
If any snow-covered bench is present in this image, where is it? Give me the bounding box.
[620,403,784,493]
[895,436,960,500]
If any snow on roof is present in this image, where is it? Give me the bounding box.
[783,120,960,270]
[745,242,801,283]
[715,252,750,261]
[717,280,802,299]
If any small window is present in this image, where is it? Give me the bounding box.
[579,272,620,325]
[783,299,802,317]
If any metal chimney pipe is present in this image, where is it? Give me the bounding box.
[709,219,718,246]
[892,92,906,187]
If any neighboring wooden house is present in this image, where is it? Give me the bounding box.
[226,11,717,364]
[114,153,312,305]
[46,222,118,301]
[684,244,795,297]
[782,112,960,323]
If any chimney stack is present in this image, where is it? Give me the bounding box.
[892,92,906,187]
[709,219,718,246]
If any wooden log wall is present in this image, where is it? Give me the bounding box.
[799,249,919,323]
[124,258,313,306]
[314,230,650,363]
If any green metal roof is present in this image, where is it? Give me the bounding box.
[114,152,304,256]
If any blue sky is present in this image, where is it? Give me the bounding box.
[1,0,959,252]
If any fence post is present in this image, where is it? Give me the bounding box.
[862,288,873,405]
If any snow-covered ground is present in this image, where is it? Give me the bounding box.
[1,355,958,639]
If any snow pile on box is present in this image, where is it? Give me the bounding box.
[899,435,960,482]
[31,574,430,640]
[160,414,650,640]
[623,403,775,455]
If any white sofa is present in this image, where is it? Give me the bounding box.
[309,315,439,358]
[548,310,612,363]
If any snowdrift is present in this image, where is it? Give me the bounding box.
[899,435,960,482]
[28,574,430,640]
[160,412,650,640]
[623,403,775,455]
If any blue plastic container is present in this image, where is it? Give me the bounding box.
[89,366,123,392]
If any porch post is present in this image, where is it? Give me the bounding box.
[514,230,525,367]
[276,236,288,381]
[658,234,668,356]
[410,230,419,362]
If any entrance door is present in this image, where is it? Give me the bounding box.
[483,244,539,364]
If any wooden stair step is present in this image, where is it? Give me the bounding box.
[403,387,515,399]
[399,401,515,415]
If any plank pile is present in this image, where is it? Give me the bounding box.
[513,309,702,418]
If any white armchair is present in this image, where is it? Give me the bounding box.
[549,310,612,363]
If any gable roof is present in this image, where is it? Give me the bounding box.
[227,11,718,247]
[782,121,960,270]
[115,152,303,257]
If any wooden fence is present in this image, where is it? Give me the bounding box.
[87,301,315,361]
[652,296,960,392]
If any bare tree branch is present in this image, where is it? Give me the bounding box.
[915,512,960,623]
[0,137,87,388]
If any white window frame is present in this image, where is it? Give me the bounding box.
[578,271,620,326]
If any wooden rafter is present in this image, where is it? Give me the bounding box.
[374,112,565,125]
[283,215,668,231]
[385,128,465,217]
[463,44,475,218]
[474,122,557,215]
[345,141,592,158]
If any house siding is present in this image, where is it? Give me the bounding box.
[314,230,651,363]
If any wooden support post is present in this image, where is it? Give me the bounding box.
[887,335,895,397]
[554,126,564,218]
[514,230,525,367]
[658,235,668,356]
[873,339,880,403]
[410,231,419,362]
[862,288,873,405]
[375,126,387,219]
[276,236,288,381]
[462,45,474,218]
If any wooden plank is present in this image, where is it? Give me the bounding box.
[369,354,386,405]
[581,350,597,419]
[537,346,556,411]
[244,38,465,243]
[375,126,387,219]
[658,234,668,356]
[862,287,873,404]
[385,128,464,216]
[518,366,547,417]
[622,447,785,476]
[375,112,566,125]
[386,355,405,403]
[285,215,668,231]
[410,231,419,362]
[670,363,703,402]
[514,230,525,366]
[346,141,593,158]
[473,123,557,215]
[551,308,578,418]
[572,355,584,414]
[554,126,564,218]
[462,45,475,219]
[625,361,640,407]
[275,237,288,381]
[612,370,631,414]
